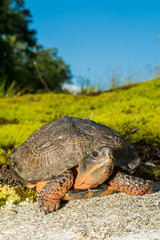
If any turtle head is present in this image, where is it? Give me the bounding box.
[74,146,114,189]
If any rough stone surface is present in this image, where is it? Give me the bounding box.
[0,191,160,240]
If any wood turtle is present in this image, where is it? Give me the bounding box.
[0,116,156,213]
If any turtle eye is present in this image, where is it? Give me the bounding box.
[92,151,99,158]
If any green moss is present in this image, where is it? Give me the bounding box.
[0,185,20,207]
[145,165,160,181]
[14,186,37,202]
[0,185,37,208]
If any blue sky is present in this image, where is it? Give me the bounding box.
[26,0,160,89]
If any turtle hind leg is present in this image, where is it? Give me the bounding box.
[38,169,73,214]
[109,172,156,196]
[0,167,20,186]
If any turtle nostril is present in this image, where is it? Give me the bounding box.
[109,152,114,159]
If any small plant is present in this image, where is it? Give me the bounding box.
[0,79,17,98]
[0,80,5,98]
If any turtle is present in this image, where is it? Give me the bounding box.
[0,116,156,213]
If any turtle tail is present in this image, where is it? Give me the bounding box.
[0,167,21,187]
[108,172,156,195]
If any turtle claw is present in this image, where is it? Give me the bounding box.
[38,196,60,213]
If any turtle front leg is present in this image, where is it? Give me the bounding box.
[38,170,73,213]
[109,172,156,195]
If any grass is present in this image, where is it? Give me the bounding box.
[0,78,160,206]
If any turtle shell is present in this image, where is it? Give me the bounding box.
[10,116,141,183]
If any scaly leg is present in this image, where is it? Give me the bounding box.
[109,172,156,195]
[38,170,73,213]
